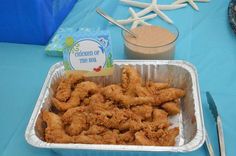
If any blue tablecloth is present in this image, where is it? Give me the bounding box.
[0,0,236,155]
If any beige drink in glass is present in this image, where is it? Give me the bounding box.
[122,25,179,60]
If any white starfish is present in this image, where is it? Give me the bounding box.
[120,0,187,24]
[172,0,210,11]
[117,7,157,29]
[121,0,187,10]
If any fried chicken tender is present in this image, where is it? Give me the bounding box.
[134,131,157,145]
[146,81,170,95]
[88,108,129,129]
[158,127,179,146]
[131,105,153,120]
[134,127,179,146]
[74,134,103,144]
[161,102,180,115]
[101,130,119,144]
[55,72,84,102]
[81,125,108,135]
[143,119,169,132]
[117,131,135,144]
[62,107,88,136]
[74,130,120,144]
[52,81,98,111]
[134,85,152,97]
[152,109,169,128]
[102,85,154,108]
[42,111,73,143]
[120,96,154,108]
[153,88,185,105]
[121,65,142,96]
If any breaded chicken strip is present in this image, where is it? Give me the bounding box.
[152,108,169,129]
[134,131,157,145]
[153,88,185,105]
[117,131,135,144]
[62,107,88,136]
[74,134,103,144]
[55,72,84,102]
[142,110,169,131]
[161,102,180,115]
[146,81,170,95]
[42,111,73,143]
[102,85,154,108]
[131,105,153,121]
[121,65,142,96]
[52,81,98,111]
[158,127,179,146]
[81,125,108,135]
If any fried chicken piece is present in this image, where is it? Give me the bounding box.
[74,130,120,144]
[55,72,84,102]
[52,81,98,111]
[153,88,185,106]
[88,108,129,129]
[101,84,123,99]
[74,81,99,99]
[152,109,169,128]
[161,102,180,115]
[88,101,115,114]
[134,85,152,97]
[101,130,119,144]
[144,128,166,141]
[143,109,169,131]
[118,110,143,131]
[74,134,103,144]
[88,93,105,104]
[134,131,157,145]
[120,96,154,108]
[81,93,105,107]
[81,125,108,135]
[146,81,170,95]
[117,131,135,144]
[119,118,143,131]
[42,111,73,143]
[121,65,142,96]
[158,127,179,146]
[62,107,88,136]
[102,85,154,108]
[131,105,153,121]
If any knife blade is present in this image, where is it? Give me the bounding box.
[206,92,226,156]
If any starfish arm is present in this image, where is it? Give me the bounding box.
[140,14,157,20]
[128,7,139,19]
[153,6,173,24]
[131,21,139,29]
[189,0,199,10]
[140,20,151,26]
[152,0,157,5]
[136,6,152,17]
[116,19,135,25]
[158,4,187,10]
[120,0,149,8]
[172,0,187,5]
[194,0,210,2]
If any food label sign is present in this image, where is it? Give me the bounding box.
[63,30,113,76]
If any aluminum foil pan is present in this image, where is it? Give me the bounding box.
[25,60,205,154]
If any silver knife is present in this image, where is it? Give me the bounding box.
[206,92,226,156]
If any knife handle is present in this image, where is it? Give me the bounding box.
[217,116,226,156]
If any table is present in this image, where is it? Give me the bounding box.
[0,0,236,155]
